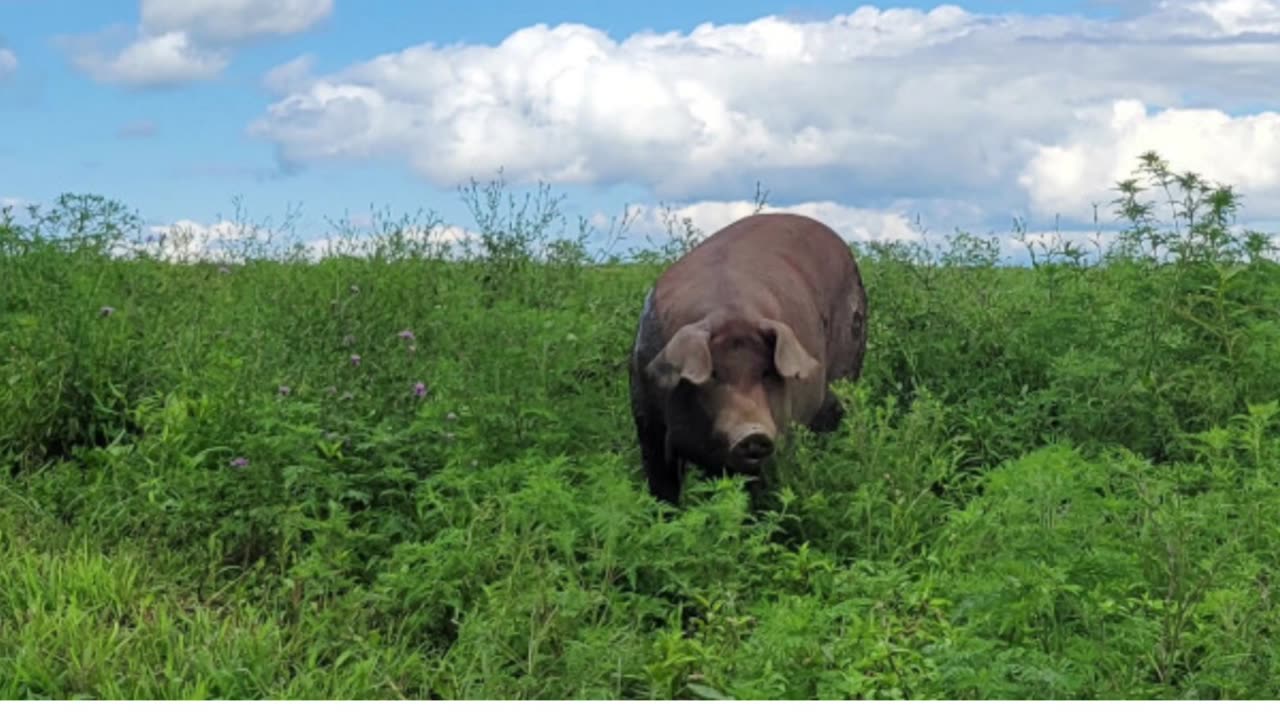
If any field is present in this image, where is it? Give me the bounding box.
[3,153,1280,699]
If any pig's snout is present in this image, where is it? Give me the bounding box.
[728,426,775,470]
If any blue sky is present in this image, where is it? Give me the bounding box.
[1,0,1277,258]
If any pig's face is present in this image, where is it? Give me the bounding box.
[645,316,821,474]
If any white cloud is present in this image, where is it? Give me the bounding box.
[595,199,1123,266]
[1187,0,1280,34]
[70,31,227,88]
[263,54,315,94]
[249,0,1280,228]
[66,0,332,89]
[303,223,476,261]
[120,217,476,263]
[140,0,333,44]
[1020,100,1280,221]
[127,219,261,262]
[610,200,923,248]
[0,48,16,78]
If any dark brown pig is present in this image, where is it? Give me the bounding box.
[628,212,868,504]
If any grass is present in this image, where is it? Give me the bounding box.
[2,151,1280,699]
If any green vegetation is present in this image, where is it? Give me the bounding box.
[2,152,1279,699]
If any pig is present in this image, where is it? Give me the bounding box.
[628,211,868,504]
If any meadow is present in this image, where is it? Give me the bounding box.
[3,151,1280,699]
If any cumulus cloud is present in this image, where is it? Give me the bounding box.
[1020,100,1280,221]
[249,0,1280,228]
[0,48,16,78]
[140,0,333,44]
[68,30,228,88]
[610,201,923,248]
[303,223,476,261]
[263,55,315,95]
[592,199,1123,267]
[1186,0,1280,34]
[65,0,332,89]
[131,219,260,262]
[121,216,476,263]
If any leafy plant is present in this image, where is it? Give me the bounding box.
[1,152,1277,699]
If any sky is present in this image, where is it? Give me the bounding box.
[1,0,1279,260]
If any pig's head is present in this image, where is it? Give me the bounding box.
[645,315,821,474]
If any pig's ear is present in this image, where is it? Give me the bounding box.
[761,319,820,381]
[646,323,713,390]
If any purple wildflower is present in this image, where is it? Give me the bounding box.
[413,381,427,398]
[350,354,362,367]
[230,457,249,469]
[398,329,415,341]
[99,306,115,317]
